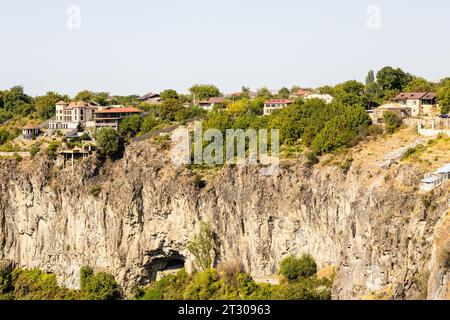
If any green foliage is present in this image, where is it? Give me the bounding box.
[119,115,142,139]
[13,152,22,163]
[30,145,41,158]
[333,80,367,106]
[137,269,189,300]
[271,277,332,300]
[96,128,121,157]
[35,92,65,119]
[140,116,160,134]
[89,185,102,197]
[159,98,184,121]
[80,267,120,300]
[279,254,317,281]
[80,132,91,141]
[1,86,34,117]
[160,89,179,100]
[183,269,221,300]
[46,141,60,158]
[376,66,412,98]
[187,222,215,272]
[437,80,450,114]
[0,127,16,146]
[189,85,221,101]
[10,269,80,300]
[175,106,207,122]
[383,111,402,134]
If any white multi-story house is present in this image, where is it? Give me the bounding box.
[49,101,98,130]
[263,99,293,115]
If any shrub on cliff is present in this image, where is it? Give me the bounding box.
[279,254,317,281]
[183,269,221,300]
[383,111,402,134]
[137,269,189,300]
[96,128,121,158]
[187,222,215,271]
[80,266,120,300]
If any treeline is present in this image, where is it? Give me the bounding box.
[0,265,120,300]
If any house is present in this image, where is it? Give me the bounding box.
[289,88,313,100]
[304,93,334,104]
[263,99,293,116]
[393,92,438,117]
[94,107,144,131]
[138,92,161,104]
[49,101,98,131]
[419,163,450,192]
[198,97,225,111]
[370,103,412,125]
[22,124,40,139]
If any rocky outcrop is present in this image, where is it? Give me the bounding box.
[0,138,448,299]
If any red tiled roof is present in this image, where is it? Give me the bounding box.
[291,89,312,97]
[393,92,437,100]
[56,100,68,105]
[199,97,224,104]
[94,107,144,114]
[22,123,39,130]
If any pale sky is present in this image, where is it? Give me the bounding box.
[0,0,449,96]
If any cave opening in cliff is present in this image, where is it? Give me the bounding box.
[141,251,186,285]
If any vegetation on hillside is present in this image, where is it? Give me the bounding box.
[0,266,120,300]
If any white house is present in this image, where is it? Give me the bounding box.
[198,97,225,111]
[419,163,450,192]
[263,99,293,115]
[49,101,99,131]
[304,94,334,104]
[393,92,438,117]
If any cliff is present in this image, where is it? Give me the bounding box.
[0,133,448,300]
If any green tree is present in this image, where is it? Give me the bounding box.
[383,111,402,134]
[2,86,34,116]
[278,87,290,99]
[403,77,434,92]
[333,80,366,106]
[256,87,272,98]
[437,80,450,114]
[96,128,121,157]
[187,222,215,272]
[140,115,159,134]
[189,85,221,101]
[279,254,317,281]
[376,66,412,97]
[160,89,179,100]
[92,92,110,106]
[35,91,65,119]
[80,266,120,300]
[119,114,142,138]
[74,90,94,102]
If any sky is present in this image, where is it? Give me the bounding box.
[0,0,449,97]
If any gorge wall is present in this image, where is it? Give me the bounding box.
[0,138,448,300]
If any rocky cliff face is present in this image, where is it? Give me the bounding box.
[0,137,448,300]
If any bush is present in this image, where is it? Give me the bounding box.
[279,254,317,281]
[13,152,22,163]
[183,269,220,300]
[187,222,215,272]
[30,145,40,158]
[46,141,60,158]
[89,185,102,197]
[96,128,121,157]
[119,115,142,139]
[137,269,189,300]
[383,111,402,134]
[80,266,120,300]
